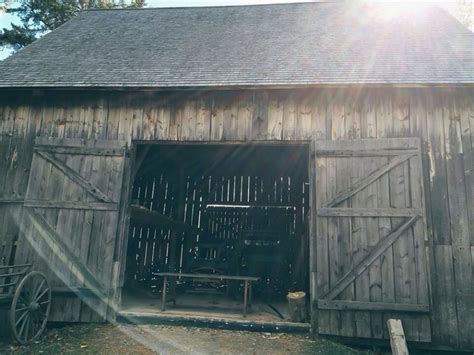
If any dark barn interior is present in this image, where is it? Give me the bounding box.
[122,143,310,322]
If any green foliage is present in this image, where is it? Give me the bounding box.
[0,0,146,50]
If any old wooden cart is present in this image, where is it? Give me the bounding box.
[0,264,51,344]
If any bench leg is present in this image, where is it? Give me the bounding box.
[161,276,167,312]
[249,282,252,309]
[243,280,248,318]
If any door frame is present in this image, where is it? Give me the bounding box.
[115,140,312,313]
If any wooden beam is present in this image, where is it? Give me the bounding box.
[318,208,422,218]
[313,149,419,157]
[0,199,24,204]
[317,300,429,313]
[34,146,125,156]
[52,286,99,298]
[130,205,200,234]
[24,200,118,211]
[36,150,113,203]
[321,216,419,300]
[322,154,415,208]
[387,319,409,355]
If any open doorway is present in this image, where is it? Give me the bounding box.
[121,142,310,324]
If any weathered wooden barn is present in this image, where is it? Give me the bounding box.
[0,1,472,351]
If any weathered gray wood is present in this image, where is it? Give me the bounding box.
[0,199,24,204]
[318,208,421,217]
[409,137,432,342]
[34,146,125,156]
[426,93,459,347]
[387,319,409,355]
[318,300,429,313]
[442,96,473,348]
[313,149,418,157]
[322,216,419,300]
[322,154,415,208]
[315,137,420,151]
[22,207,106,293]
[24,200,118,211]
[17,138,127,323]
[1,88,473,350]
[36,150,113,203]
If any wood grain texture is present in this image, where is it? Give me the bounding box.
[0,87,472,350]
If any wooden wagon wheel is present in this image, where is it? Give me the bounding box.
[10,271,51,345]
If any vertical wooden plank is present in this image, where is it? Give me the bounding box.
[236,93,253,141]
[116,102,132,143]
[326,153,340,336]
[80,100,94,139]
[442,94,473,349]
[195,100,211,141]
[58,152,85,321]
[459,91,473,247]
[267,98,283,140]
[336,154,355,338]
[391,91,418,341]
[362,90,384,339]
[375,92,396,340]
[180,101,196,141]
[347,97,371,338]
[376,91,392,138]
[155,106,171,141]
[296,94,313,140]
[252,91,269,140]
[169,104,183,141]
[330,92,345,141]
[312,91,328,141]
[92,98,108,140]
[130,103,144,143]
[410,90,433,343]
[222,99,239,141]
[282,94,297,140]
[310,92,328,334]
[210,98,224,141]
[426,92,459,347]
[142,104,156,141]
[360,90,377,140]
[409,138,432,342]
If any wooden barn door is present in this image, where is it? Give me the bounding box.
[310,138,431,342]
[16,138,128,322]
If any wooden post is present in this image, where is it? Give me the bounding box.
[387,319,409,355]
[161,275,167,311]
[243,280,249,317]
[168,166,186,302]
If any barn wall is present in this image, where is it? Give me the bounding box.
[0,87,472,349]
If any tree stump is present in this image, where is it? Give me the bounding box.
[287,291,306,322]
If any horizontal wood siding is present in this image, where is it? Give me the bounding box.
[0,87,472,349]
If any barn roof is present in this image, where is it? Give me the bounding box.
[0,2,472,88]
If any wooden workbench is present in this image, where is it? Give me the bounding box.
[157,272,259,317]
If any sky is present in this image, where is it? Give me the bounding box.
[0,0,472,59]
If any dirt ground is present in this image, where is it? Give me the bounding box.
[0,323,389,354]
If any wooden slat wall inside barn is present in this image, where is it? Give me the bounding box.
[0,88,472,349]
[127,150,309,295]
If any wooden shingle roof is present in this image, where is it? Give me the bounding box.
[0,2,472,88]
